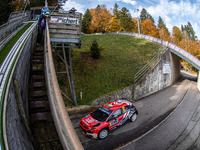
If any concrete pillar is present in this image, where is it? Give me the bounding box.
[197,70,200,91]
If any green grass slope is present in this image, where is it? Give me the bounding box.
[0,23,33,65]
[56,34,161,105]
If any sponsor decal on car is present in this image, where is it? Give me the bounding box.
[109,119,119,127]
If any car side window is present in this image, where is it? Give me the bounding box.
[122,106,130,114]
[108,108,122,121]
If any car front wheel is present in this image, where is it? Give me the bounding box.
[130,113,137,122]
[98,129,108,139]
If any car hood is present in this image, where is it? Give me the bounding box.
[81,114,99,127]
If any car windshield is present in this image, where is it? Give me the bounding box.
[91,106,113,122]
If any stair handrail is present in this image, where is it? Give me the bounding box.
[44,22,84,150]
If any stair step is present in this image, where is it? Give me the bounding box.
[30,112,51,121]
[33,52,44,56]
[29,101,49,112]
[33,56,43,59]
[31,70,44,74]
[31,82,45,88]
[30,91,46,97]
[31,75,44,80]
[32,59,44,64]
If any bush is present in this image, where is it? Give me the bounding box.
[90,40,101,59]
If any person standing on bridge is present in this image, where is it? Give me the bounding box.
[41,7,50,14]
[37,11,49,45]
[69,7,77,14]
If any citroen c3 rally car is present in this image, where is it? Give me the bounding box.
[79,100,138,139]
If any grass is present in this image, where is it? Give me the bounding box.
[54,34,161,105]
[0,22,33,65]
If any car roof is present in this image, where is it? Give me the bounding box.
[102,100,132,111]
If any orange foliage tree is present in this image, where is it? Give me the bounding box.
[110,15,120,32]
[88,5,111,33]
[171,26,182,45]
[141,19,159,38]
[159,28,170,42]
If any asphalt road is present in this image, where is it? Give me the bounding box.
[119,81,200,150]
[70,76,194,150]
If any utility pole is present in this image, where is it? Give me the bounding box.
[134,9,140,34]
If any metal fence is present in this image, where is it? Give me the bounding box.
[134,47,168,84]
[0,11,31,41]
[0,22,37,150]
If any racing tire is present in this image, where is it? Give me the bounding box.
[98,128,109,139]
[130,113,137,122]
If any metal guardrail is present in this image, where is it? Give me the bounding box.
[44,22,84,150]
[108,32,200,71]
[134,47,168,84]
[0,22,37,150]
[0,11,31,41]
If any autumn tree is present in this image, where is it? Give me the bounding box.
[89,5,111,33]
[82,9,92,33]
[157,16,170,41]
[141,19,159,37]
[140,8,154,23]
[132,18,139,33]
[110,15,120,32]
[171,26,182,45]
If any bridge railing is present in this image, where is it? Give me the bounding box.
[0,22,37,150]
[107,32,200,70]
[44,22,83,150]
[0,11,31,41]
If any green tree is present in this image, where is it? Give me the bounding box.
[140,8,154,23]
[157,16,170,40]
[113,3,119,18]
[90,40,101,59]
[182,22,197,41]
[158,16,168,32]
[119,7,134,31]
[82,9,92,33]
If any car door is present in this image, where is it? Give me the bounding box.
[107,108,122,130]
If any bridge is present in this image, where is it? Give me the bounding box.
[0,6,200,150]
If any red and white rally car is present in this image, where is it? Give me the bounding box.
[79,100,138,139]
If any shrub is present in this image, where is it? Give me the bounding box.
[90,40,101,59]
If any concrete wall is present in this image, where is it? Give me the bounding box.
[6,25,37,150]
[134,50,180,100]
[91,86,134,106]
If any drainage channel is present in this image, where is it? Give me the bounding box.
[29,44,63,150]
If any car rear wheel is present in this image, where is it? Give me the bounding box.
[98,129,108,139]
[130,113,137,122]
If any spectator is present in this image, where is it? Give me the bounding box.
[37,12,49,44]
[41,7,50,14]
[69,7,77,14]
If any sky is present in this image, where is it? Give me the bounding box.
[62,0,200,38]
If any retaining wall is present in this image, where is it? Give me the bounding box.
[134,50,180,100]
[5,24,37,150]
[92,50,180,104]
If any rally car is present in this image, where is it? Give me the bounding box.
[79,100,138,139]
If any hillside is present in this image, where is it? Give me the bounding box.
[54,34,161,105]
